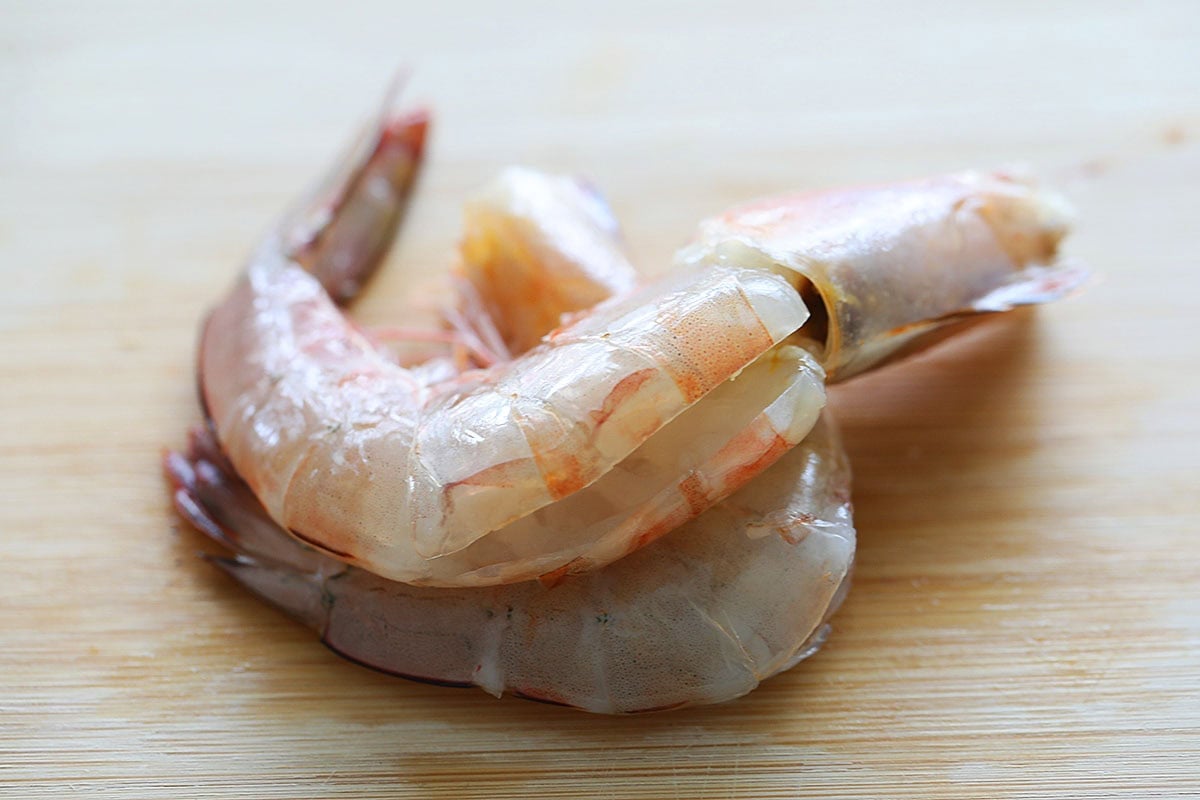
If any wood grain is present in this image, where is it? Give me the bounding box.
[3,2,1198,797]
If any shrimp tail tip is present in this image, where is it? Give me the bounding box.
[386,110,429,154]
[376,69,430,162]
[273,88,430,305]
[972,259,1091,313]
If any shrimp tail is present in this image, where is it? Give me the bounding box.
[164,427,485,691]
[277,94,429,304]
[164,427,336,629]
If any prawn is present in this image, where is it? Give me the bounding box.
[170,94,1085,711]
[201,108,821,587]
[167,413,854,713]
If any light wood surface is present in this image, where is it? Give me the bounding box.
[3,2,1199,798]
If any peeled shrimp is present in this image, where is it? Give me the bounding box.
[172,94,1085,712]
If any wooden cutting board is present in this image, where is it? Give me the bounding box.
[3,2,1198,797]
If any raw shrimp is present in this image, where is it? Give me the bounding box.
[201,110,820,588]
[165,412,854,713]
[172,94,1086,711]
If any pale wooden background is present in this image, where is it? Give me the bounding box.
[3,2,1199,798]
